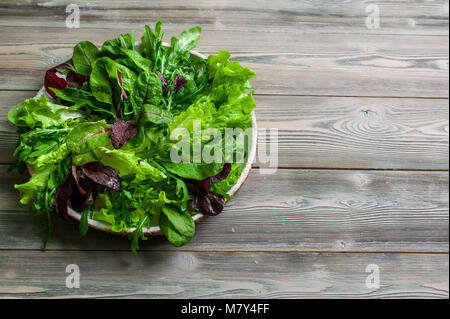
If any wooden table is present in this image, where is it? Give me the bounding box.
[0,1,448,298]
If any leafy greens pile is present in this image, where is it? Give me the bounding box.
[8,19,256,255]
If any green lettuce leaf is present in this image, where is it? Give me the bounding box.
[8,95,83,129]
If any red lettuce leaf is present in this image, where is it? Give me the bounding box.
[56,162,120,218]
[70,174,96,212]
[55,176,74,221]
[191,163,231,192]
[110,119,138,149]
[174,75,187,93]
[191,178,211,193]
[66,71,88,89]
[188,184,226,216]
[81,162,121,191]
[44,69,67,99]
[156,71,168,93]
[211,162,231,182]
[188,163,231,215]
[71,165,86,195]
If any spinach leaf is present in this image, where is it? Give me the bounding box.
[159,205,195,247]
[90,57,125,108]
[101,32,135,59]
[51,87,117,118]
[160,161,224,181]
[79,209,90,236]
[129,71,163,120]
[65,120,111,154]
[120,48,153,72]
[72,41,100,76]
[141,104,173,125]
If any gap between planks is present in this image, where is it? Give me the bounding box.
[0,164,447,172]
[0,248,447,254]
[253,167,449,172]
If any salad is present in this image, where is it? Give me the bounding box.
[7,19,256,255]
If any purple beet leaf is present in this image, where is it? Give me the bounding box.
[66,71,88,89]
[55,176,74,221]
[188,184,226,216]
[44,69,67,99]
[190,163,232,193]
[211,163,231,182]
[191,178,211,193]
[81,162,121,192]
[110,119,138,149]
[71,166,86,195]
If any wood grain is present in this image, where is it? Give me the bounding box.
[0,251,447,298]
[0,30,448,97]
[1,166,447,252]
[0,0,448,299]
[1,92,448,169]
[1,0,448,35]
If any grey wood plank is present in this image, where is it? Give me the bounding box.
[1,0,448,35]
[1,91,448,169]
[0,30,448,97]
[254,95,449,169]
[0,251,447,298]
[0,166,448,252]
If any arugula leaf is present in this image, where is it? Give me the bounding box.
[168,26,202,68]
[140,18,164,70]
[129,215,149,257]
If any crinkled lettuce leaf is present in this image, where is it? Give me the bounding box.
[8,95,83,129]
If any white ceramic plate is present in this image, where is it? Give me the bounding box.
[35,43,257,236]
